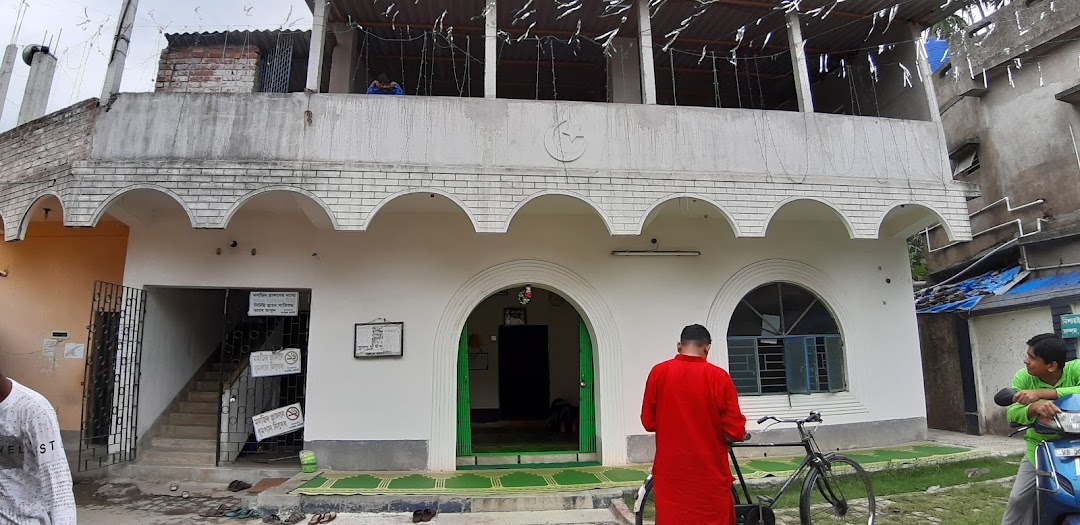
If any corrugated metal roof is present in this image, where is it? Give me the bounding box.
[165,30,311,58]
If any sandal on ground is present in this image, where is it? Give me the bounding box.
[308,514,322,525]
[227,509,256,519]
[282,512,306,525]
[263,515,281,524]
[228,480,253,492]
[319,512,337,523]
[421,509,437,522]
[412,510,424,523]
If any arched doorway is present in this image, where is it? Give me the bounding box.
[455,285,597,467]
[726,282,847,396]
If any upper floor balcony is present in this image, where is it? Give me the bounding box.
[0,0,977,243]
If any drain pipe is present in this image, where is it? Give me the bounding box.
[933,238,1019,287]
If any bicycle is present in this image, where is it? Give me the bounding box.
[633,411,875,525]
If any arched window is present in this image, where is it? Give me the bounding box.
[727,282,846,396]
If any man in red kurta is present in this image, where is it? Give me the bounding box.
[641,324,747,525]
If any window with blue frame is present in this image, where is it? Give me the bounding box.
[727,282,846,396]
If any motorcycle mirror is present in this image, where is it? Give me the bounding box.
[995,387,1018,407]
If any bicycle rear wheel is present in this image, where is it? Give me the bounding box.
[634,476,654,525]
[798,455,875,525]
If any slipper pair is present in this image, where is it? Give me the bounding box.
[228,480,253,492]
[308,512,337,524]
[263,512,305,524]
[412,509,437,522]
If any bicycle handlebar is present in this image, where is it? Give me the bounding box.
[756,411,823,425]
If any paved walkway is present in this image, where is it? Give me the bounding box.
[926,429,1026,456]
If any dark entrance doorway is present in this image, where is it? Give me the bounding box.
[497,325,550,420]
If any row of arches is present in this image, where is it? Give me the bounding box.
[3,185,962,243]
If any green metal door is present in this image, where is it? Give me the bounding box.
[456,326,472,456]
[578,319,597,453]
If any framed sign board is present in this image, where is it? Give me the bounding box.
[354,322,404,358]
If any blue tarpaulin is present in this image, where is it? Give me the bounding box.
[1007,271,1080,295]
[916,266,1022,313]
[925,38,950,73]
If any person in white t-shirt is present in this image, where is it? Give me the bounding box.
[0,371,76,525]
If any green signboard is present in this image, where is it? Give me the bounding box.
[1062,314,1080,339]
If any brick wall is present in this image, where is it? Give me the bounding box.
[0,99,98,184]
[155,46,261,93]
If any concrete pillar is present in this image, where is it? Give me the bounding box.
[909,22,941,124]
[636,0,657,105]
[484,0,497,99]
[607,37,642,103]
[329,25,359,93]
[306,0,329,92]
[17,50,57,125]
[786,12,814,112]
[101,0,140,101]
[0,45,16,123]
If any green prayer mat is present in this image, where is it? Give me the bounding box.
[291,444,977,496]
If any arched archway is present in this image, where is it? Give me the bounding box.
[877,202,955,241]
[636,195,741,237]
[456,285,596,465]
[503,191,614,235]
[763,197,857,239]
[223,187,339,230]
[431,260,625,470]
[18,193,67,240]
[90,185,197,229]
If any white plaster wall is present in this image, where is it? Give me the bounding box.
[466,288,582,410]
[121,204,927,464]
[968,307,1054,435]
[137,287,226,437]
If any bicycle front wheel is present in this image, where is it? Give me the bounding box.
[798,454,875,525]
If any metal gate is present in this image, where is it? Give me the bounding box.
[260,33,294,93]
[77,282,147,472]
[216,290,309,465]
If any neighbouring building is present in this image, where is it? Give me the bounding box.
[0,0,974,473]
[917,0,1080,436]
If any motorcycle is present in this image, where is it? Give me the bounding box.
[995,387,1080,525]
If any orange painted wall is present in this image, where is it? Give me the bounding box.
[0,219,129,430]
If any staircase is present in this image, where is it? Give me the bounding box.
[138,360,226,466]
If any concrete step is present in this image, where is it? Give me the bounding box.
[179,401,219,414]
[187,390,219,403]
[162,424,216,440]
[150,437,216,452]
[170,412,217,427]
[193,381,221,392]
[139,448,216,466]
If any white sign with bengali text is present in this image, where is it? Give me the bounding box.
[249,349,302,378]
[248,292,299,316]
[252,403,304,441]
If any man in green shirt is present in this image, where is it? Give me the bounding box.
[1003,333,1080,525]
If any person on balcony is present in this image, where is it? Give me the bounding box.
[366,74,404,96]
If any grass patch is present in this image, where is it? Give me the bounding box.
[627,455,1022,522]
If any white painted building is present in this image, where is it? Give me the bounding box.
[0,0,974,472]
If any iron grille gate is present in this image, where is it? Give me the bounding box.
[77,282,148,472]
[217,290,309,465]
[260,33,294,93]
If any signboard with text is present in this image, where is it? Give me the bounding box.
[248,292,299,316]
[249,349,302,378]
[1062,314,1080,339]
[252,403,304,441]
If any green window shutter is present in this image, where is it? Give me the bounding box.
[825,336,846,392]
[784,337,813,395]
